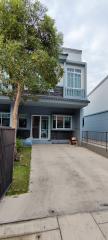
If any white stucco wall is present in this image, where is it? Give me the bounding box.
[63,48,82,62]
[84,77,108,116]
[57,63,64,86]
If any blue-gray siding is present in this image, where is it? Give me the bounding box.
[83,111,108,132]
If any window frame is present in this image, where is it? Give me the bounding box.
[67,67,81,89]
[52,115,72,130]
[0,112,10,127]
[82,117,85,127]
[18,114,28,129]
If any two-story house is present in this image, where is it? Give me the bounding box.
[0,47,89,144]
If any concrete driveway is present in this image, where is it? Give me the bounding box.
[0,144,108,225]
[29,144,108,215]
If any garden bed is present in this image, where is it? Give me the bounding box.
[7,147,31,196]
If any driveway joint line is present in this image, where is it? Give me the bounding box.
[98,222,108,225]
[1,209,108,226]
[91,213,107,240]
[0,228,60,240]
[57,216,63,240]
[0,215,57,226]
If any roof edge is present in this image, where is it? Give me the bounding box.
[88,75,108,97]
[63,47,82,53]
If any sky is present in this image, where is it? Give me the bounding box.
[41,0,108,93]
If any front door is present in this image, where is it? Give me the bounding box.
[32,116,50,140]
[32,116,40,139]
[41,116,49,139]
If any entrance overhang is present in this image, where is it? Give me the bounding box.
[24,97,89,109]
[0,95,89,109]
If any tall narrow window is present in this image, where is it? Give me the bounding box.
[64,116,71,128]
[67,68,81,89]
[75,73,81,88]
[82,117,84,127]
[53,115,56,129]
[57,116,63,128]
[19,114,27,128]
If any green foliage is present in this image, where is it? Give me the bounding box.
[16,138,23,152]
[0,0,63,97]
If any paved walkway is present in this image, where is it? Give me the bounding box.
[1,210,108,239]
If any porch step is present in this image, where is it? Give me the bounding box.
[32,140,69,144]
[51,140,69,144]
[32,140,52,144]
[23,138,70,145]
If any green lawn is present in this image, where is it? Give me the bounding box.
[7,147,31,196]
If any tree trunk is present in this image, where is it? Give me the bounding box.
[12,83,21,160]
[12,83,21,139]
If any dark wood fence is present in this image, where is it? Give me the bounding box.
[0,128,15,198]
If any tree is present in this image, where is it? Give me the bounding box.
[0,0,63,135]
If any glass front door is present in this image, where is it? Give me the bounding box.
[41,116,49,139]
[32,116,40,138]
[32,116,49,139]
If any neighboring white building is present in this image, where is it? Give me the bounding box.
[83,75,108,131]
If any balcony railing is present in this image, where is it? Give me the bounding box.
[64,87,86,99]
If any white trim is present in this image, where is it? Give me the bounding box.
[30,115,32,138]
[10,104,13,127]
[40,115,41,139]
[31,115,50,140]
[49,116,51,140]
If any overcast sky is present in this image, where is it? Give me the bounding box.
[41,0,108,93]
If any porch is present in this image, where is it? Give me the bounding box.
[0,95,87,144]
[16,105,82,144]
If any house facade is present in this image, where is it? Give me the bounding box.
[0,48,89,144]
[83,76,108,132]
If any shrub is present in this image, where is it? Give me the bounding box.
[16,138,23,153]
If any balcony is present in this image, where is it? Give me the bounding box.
[64,87,86,99]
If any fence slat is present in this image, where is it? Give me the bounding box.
[0,128,15,198]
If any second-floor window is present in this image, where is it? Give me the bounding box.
[67,68,81,89]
